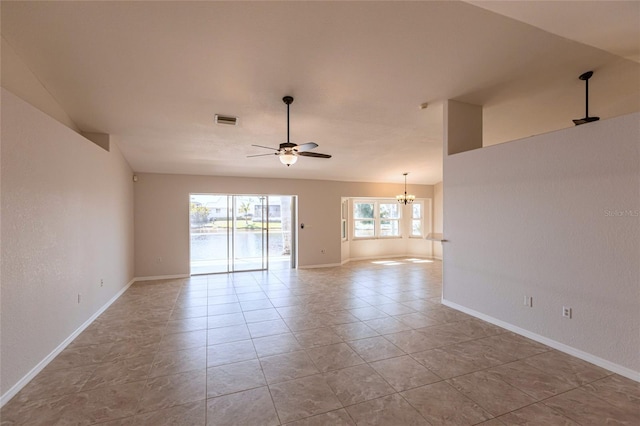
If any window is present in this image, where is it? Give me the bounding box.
[353,200,402,239]
[380,202,400,237]
[354,201,375,238]
[341,199,348,241]
[411,202,423,237]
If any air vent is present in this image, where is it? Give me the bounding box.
[214,114,238,126]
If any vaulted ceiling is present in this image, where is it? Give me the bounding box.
[2,1,638,184]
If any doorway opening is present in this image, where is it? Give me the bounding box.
[189,194,296,274]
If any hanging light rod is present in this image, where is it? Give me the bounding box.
[396,172,415,205]
[573,71,600,126]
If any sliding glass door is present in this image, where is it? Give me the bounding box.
[268,195,296,270]
[190,194,294,274]
[232,195,267,272]
[190,194,230,274]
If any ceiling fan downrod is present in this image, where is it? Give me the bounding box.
[572,71,600,126]
[283,96,294,144]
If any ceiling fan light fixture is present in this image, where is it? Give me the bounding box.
[279,152,298,166]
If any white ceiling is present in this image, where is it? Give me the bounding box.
[2,1,638,185]
[468,0,640,63]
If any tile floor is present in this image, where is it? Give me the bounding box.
[2,259,638,425]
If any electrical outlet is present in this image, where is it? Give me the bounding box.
[100,279,104,287]
[523,296,533,307]
[562,306,572,318]
[321,249,326,254]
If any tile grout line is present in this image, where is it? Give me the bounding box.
[5,261,631,425]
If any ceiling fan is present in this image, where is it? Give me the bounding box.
[248,96,332,166]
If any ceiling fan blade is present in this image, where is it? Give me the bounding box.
[296,142,318,152]
[247,153,278,158]
[298,151,331,159]
[251,144,279,151]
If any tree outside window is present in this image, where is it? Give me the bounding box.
[353,200,402,238]
[354,202,375,238]
[190,202,211,226]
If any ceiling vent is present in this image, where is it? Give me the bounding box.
[214,114,238,126]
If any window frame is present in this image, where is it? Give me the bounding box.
[353,200,376,239]
[378,201,402,238]
[410,201,424,238]
[341,198,348,241]
[352,199,403,240]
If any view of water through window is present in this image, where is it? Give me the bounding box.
[189,194,294,274]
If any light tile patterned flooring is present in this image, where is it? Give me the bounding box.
[2,259,639,425]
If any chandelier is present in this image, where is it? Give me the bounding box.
[396,172,415,205]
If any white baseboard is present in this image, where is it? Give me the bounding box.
[341,254,440,264]
[0,278,136,407]
[300,254,440,269]
[299,262,342,269]
[345,254,408,262]
[442,299,640,383]
[134,274,190,281]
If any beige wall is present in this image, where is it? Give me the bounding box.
[433,181,443,259]
[443,112,640,378]
[134,174,434,276]
[0,89,135,399]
